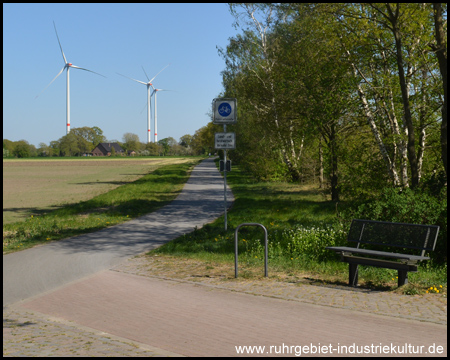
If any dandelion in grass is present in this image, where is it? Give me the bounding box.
[427,286,442,294]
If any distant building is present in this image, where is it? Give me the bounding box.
[92,143,124,156]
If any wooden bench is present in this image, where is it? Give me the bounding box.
[326,219,440,287]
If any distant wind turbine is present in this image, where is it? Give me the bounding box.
[36,21,105,135]
[117,64,170,143]
[152,87,174,143]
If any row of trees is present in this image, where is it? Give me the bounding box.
[218,3,447,200]
[3,126,217,158]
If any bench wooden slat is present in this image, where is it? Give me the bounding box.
[326,246,429,261]
[342,255,420,272]
[348,219,439,254]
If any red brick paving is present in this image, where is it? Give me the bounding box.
[18,270,447,357]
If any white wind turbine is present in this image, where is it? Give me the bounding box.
[117,64,170,143]
[151,87,174,143]
[36,21,105,135]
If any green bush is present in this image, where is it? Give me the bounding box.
[343,188,447,263]
[239,224,347,263]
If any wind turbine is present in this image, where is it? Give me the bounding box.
[36,21,105,135]
[117,64,170,143]
[152,87,174,143]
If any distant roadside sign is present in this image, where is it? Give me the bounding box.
[215,132,236,149]
[213,98,237,124]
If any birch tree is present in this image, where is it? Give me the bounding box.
[331,3,443,188]
[224,3,304,181]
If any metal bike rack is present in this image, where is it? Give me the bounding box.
[235,223,268,278]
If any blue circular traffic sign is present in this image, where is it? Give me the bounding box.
[218,102,232,117]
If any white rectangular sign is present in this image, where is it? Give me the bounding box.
[213,98,237,124]
[215,132,236,149]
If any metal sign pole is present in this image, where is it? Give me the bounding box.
[212,98,237,232]
[223,124,227,231]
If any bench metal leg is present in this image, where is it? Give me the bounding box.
[398,270,408,287]
[349,263,358,287]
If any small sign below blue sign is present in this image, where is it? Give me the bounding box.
[215,132,236,149]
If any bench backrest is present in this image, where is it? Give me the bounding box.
[348,219,440,257]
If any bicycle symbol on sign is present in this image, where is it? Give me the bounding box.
[218,103,232,117]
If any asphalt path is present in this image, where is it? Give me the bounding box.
[3,157,233,306]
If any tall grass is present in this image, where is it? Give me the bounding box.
[3,159,202,254]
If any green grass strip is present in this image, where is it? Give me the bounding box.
[3,159,202,254]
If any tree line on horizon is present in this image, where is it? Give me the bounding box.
[3,124,220,158]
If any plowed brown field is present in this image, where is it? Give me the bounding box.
[3,158,192,224]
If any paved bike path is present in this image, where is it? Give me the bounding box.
[15,270,447,357]
[3,157,232,306]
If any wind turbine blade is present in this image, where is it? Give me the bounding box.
[116,72,147,85]
[35,66,65,99]
[53,21,67,64]
[71,65,106,78]
[141,66,150,82]
[139,101,148,115]
[149,63,171,83]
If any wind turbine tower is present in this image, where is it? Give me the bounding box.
[152,87,173,143]
[36,21,105,135]
[117,64,170,143]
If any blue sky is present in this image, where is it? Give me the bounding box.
[3,3,239,147]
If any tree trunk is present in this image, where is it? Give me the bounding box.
[345,45,401,186]
[329,123,339,202]
[356,80,400,186]
[319,138,324,189]
[387,4,419,188]
[432,3,448,178]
